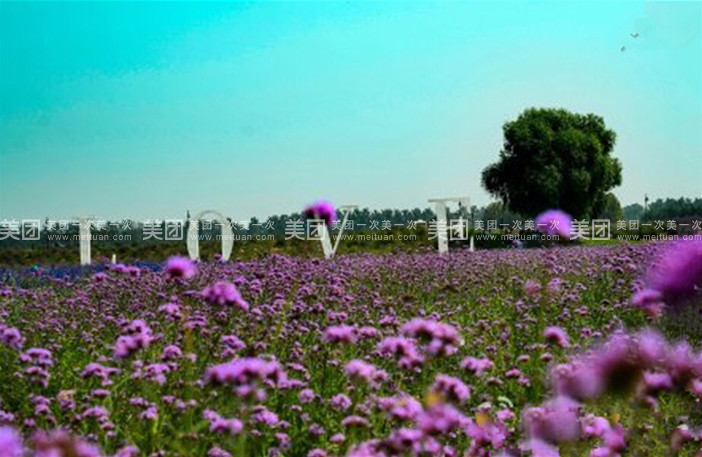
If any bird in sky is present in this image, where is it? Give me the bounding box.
[631,33,640,38]
[621,46,626,52]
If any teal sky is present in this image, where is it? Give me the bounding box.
[1,1,700,222]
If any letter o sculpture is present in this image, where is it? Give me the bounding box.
[186,210,234,261]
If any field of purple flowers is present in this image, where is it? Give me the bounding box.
[1,242,702,457]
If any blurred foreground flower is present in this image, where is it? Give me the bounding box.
[304,200,336,226]
[643,239,702,308]
[164,256,197,280]
[535,209,572,239]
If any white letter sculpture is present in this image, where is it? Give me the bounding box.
[428,198,470,255]
[317,205,357,259]
[78,216,92,265]
[187,210,234,261]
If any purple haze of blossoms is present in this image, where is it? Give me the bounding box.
[535,209,572,239]
[303,200,336,226]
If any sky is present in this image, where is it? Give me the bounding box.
[1,0,701,222]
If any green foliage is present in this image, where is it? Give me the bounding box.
[482,201,522,226]
[482,107,622,219]
[623,203,644,221]
[642,197,702,222]
[598,192,623,221]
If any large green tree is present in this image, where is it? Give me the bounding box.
[481,108,622,219]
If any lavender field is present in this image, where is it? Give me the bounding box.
[1,242,702,457]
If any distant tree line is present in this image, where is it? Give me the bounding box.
[624,197,702,222]
[1,197,700,249]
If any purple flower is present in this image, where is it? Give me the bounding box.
[299,389,315,403]
[430,374,471,404]
[303,200,336,226]
[521,438,560,457]
[205,357,287,388]
[581,414,610,439]
[377,336,424,368]
[543,326,570,348]
[416,403,466,436]
[522,397,581,445]
[401,318,462,356]
[81,363,120,386]
[0,327,24,350]
[329,394,352,411]
[377,394,423,421]
[323,325,357,344]
[524,280,542,297]
[201,281,249,311]
[32,430,103,457]
[535,209,572,238]
[164,256,197,280]
[385,428,424,454]
[631,288,665,318]
[593,332,645,395]
[204,410,243,435]
[113,320,154,359]
[341,415,369,428]
[0,426,23,457]
[603,424,627,453]
[139,405,158,421]
[645,239,702,306]
[208,447,232,457]
[640,371,673,396]
[161,345,183,361]
[345,360,387,387]
[465,418,510,452]
[461,357,494,377]
[251,406,279,427]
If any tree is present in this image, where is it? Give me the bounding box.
[598,192,623,221]
[642,197,702,222]
[481,108,622,219]
[623,203,644,221]
[482,201,522,227]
